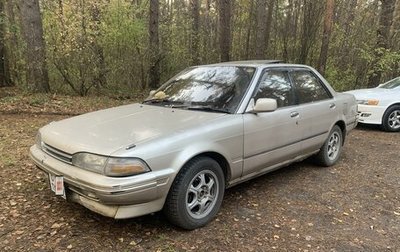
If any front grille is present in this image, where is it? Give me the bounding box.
[42,143,73,164]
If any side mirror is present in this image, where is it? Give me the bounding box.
[251,98,277,113]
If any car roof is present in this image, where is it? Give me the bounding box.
[207,60,282,67]
[206,60,311,69]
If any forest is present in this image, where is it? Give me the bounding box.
[0,0,399,96]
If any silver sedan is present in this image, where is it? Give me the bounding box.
[30,60,358,229]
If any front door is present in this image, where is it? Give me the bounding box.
[243,69,301,177]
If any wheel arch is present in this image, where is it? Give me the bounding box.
[334,120,346,145]
[383,102,400,116]
[182,152,231,183]
[386,102,400,107]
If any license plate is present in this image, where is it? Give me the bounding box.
[49,173,66,199]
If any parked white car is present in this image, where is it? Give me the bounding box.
[346,77,400,132]
[30,61,357,229]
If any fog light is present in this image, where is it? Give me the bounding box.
[360,113,371,118]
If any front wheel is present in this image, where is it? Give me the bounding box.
[164,157,225,230]
[382,105,400,132]
[315,125,343,167]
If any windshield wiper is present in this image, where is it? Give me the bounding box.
[142,99,184,105]
[186,106,231,114]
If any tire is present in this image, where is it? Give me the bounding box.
[164,157,225,230]
[382,105,400,132]
[315,125,343,167]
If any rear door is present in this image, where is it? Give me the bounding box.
[289,69,336,153]
[243,69,302,177]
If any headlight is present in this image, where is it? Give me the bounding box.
[72,153,108,174]
[35,132,43,149]
[105,158,150,177]
[357,99,379,105]
[72,153,150,177]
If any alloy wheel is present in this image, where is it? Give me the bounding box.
[327,132,340,161]
[185,170,219,219]
[388,110,400,130]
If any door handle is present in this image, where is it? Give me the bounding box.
[329,103,336,109]
[290,111,299,118]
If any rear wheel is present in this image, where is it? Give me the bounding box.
[382,105,400,132]
[164,157,225,230]
[315,125,343,167]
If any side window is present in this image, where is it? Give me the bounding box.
[290,70,331,104]
[254,70,294,108]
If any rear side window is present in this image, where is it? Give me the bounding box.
[254,70,295,108]
[290,71,331,104]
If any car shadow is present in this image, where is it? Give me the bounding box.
[66,158,326,232]
[355,123,382,132]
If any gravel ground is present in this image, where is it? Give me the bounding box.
[0,113,399,251]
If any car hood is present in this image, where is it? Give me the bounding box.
[40,103,226,155]
[345,88,395,99]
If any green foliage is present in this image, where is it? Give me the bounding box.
[325,66,358,91]
[43,0,109,95]
[100,1,147,90]
[2,0,400,95]
[28,95,50,106]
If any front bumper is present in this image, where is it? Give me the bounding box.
[30,145,174,219]
[356,104,386,125]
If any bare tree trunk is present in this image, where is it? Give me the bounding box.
[318,0,335,75]
[190,0,200,64]
[391,0,400,78]
[90,2,107,90]
[338,0,357,66]
[19,0,50,92]
[282,0,293,62]
[299,0,311,64]
[292,0,301,61]
[244,0,254,59]
[203,0,211,60]
[218,0,231,62]
[5,0,22,86]
[255,0,267,59]
[264,0,275,54]
[0,0,12,87]
[391,0,400,39]
[58,0,66,43]
[299,0,324,64]
[148,0,160,89]
[367,0,396,87]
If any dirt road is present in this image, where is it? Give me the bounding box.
[1,113,399,251]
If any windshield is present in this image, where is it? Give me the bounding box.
[144,66,256,113]
[379,77,400,89]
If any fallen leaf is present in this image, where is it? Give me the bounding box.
[51,223,61,229]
